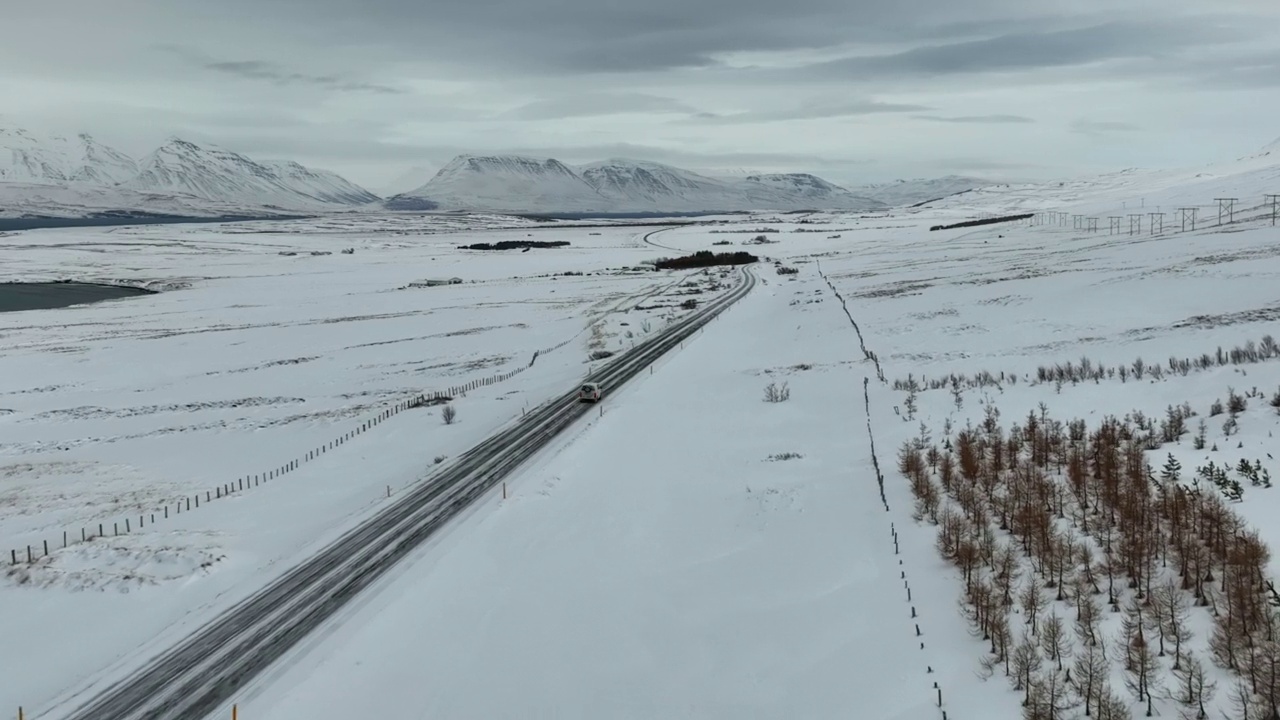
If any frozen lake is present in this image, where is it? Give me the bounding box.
[0,282,155,313]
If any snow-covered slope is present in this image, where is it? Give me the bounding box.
[386,155,885,214]
[850,175,994,208]
[386,155,606,212]
[1241,135,1280,162]
[259,160,380,205]
[1,128,380,218]
[121,139,379,210]
[0,128,138,186]
[739,172,883,210]
[922,136,1280,218]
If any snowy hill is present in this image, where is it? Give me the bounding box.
[0,128,138,186]
[259,160,380,205]
[850,175,994,208]
[121,139,379,210]
[0,125,381,218]
[386,155,605,212]
[922,136,1280,219]
[1241,136,1280,161]
[385,155,885,214]
[739,173,882,209]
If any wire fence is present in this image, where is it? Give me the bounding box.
[6,336,579,567]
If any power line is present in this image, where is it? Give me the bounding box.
[1087,217,1099,233]
[1128,213,1143,236]
[1109,216,1123,235]
[1215,197,1238,225]
[1266,195,1279,226]
[1147,212,1164,235]
[1177,207,1198,232]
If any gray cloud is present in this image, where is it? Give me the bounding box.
[913,114,1035,124]
[499,93,697,120]
[798,21,1244,80]
[3,0,1280,189]
[1070,119,1141,135]
[689,99,933,124]
[202,60,404,94]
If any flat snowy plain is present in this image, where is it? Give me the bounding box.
[0,213,726,714]
[4,148,1280,719]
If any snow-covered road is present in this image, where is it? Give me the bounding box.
[235,266,953,719]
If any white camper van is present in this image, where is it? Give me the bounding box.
[578,382,602,403]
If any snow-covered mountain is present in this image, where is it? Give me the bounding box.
[386,155,605,212]
[850,176,995,208]
[0,128,382,218]
[121,139,379,209]
[1241,136,1280,162]
[376,164,439,197]
[739,173,881,209]
[919,135,1280,219]
[258,160,380,205]
[385,155,886,214]
[0,128,138,186]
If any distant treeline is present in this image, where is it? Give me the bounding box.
[929,213,1033,231]
[458,240,571,250]
[654,250,758,270]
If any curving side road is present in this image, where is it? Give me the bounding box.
[641,226,685,251]
[50,265,758,720]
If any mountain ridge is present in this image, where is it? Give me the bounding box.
[386,154,888,214]
[1,127,380,218]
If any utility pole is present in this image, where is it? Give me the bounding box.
[1266,194,1280,226]
[1178,207,1198,232]
[1128,214,1143,236]
[1215,197,1238,225]
[1087,217,1098,233]
[1109,216,1123,235]
[1148,212,1164,235]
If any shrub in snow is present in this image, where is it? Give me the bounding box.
[442,404,457,425]
[763,382,790,403]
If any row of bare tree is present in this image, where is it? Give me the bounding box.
[891,333,1280,393]
[898,402,1279,720]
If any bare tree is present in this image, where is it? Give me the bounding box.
[1099,688,1133,720]
[1021,581,1047,636]
[1170,651,1216,720]
[1026,669,1080,720]
[1075,583,1102,648]
[1152,577,1192,667]
[1041,612,1072,672]
[1072,638,1110,717]
[1124,621,1161,717]
[1012,630,1045,705]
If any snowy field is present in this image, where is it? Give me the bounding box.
[229,162,1278,719]
[7,143,1280,719]
[0,214,731,714]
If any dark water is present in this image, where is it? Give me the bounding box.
[0,282,156,313]
[0,214,309,232]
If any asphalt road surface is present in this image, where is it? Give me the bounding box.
[51,265,757,720]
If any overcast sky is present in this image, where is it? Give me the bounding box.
[4,0,1280,193]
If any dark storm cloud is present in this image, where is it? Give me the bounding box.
[913,115,1035,124]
